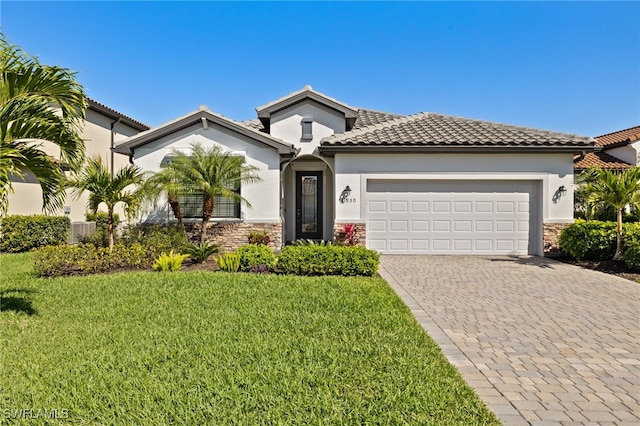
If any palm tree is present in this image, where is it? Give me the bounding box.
[68,157,146,252]
[139,166,185,230]
[154,142,261,243]
[580,167,640,260]
[1,34,86,215]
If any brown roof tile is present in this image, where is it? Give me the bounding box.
[595,126,640,147]
[87,98,149,131]
[573,151,634,170]
[321,112,595,149]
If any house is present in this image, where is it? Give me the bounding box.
[6,99,150,222]
[114,86,595,255]
[574,126,639,171]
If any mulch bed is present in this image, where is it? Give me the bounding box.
[552,257,640,282]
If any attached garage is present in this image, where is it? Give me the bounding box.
[365,180,541,255]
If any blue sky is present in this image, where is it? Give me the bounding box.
[2,1,638,136]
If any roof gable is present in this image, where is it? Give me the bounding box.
[114,106,295,156]
[255,85,359,131]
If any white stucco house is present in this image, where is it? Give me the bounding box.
[114,86,596,255]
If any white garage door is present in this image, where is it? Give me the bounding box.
[366,180,538,255]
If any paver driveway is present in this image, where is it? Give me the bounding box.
[379,256,640,426]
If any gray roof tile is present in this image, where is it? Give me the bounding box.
[321,112,594,148]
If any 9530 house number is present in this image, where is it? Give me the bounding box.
[339,196,357,204]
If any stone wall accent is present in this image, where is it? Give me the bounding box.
[184,221,283,252]
[333,222,367,246]
[543,222,570,256]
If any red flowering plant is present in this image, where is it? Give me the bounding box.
[342,223,358,246]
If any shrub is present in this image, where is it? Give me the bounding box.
[558,220,617,260]
[0,215,70,253]
[236,244,277,272]
[249,264,270,274]
[79,212,121,247]
[182,242,219,263]
[33,243,151,277]
[291,239,333,246]
[278,245,379,276]
[559,220,640,269]
[216,252,240,272]
[248,231,270,245]
[120,224,188,259]
[152,250,189,272]
[622,224,640,271]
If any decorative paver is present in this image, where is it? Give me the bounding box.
[379,256,640,426]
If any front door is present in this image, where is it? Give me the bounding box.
[296,171,323,240]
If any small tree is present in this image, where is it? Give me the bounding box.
[580,167,640,260]
[151,142,261,243]
[68,157,146,252]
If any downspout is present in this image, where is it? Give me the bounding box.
[110,118,122,176]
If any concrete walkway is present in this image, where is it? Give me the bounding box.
[379,256,640,426]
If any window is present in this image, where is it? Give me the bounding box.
[301,118,313,141]
[178,191,241,219]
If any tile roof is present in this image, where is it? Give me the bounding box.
[321,112,595,149]
[595,126,640,147]
[353,109,404,128]
[573,151,635,170]
[239,109,402,132]
[87,98,149,131]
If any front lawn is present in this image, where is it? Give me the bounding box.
[0,253,498,425]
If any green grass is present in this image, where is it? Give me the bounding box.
[1,253,499,425]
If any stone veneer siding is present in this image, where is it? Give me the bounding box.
[543,222,570,256]
[333,222,367,246]
[184,221,283,252]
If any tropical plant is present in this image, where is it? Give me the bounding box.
[182,241,219,263]
[68,157,146,252]
[0,35,86,215]
[579,167,640,260]
[248,230,270,245]
[216,252,241,272]
[152,250,189,272]
[148,142,261,243]
[139,165,185,230]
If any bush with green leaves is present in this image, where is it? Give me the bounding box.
[278,245,379,276]
[558,220,617,260]
[0,215,70,253]
[216,252,241,272]
[120,224,188,259]
[559,220,640,268]
[236,244,277,272]
[622,224,640,271]
[33,243,149,277]
[152,250,189,272]
[182,242,219,263]
[79,212,121,247]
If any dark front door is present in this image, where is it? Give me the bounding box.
[296,171,323,240]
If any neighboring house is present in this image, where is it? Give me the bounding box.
[574,126,640,171]
[114,85,595,255]
[7,99,150,222]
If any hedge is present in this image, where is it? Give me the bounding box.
[236,244,277,272]
[33,243,149,277]
[559,220,640,271]
[277,245,380,276]
[0,215,70,253]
